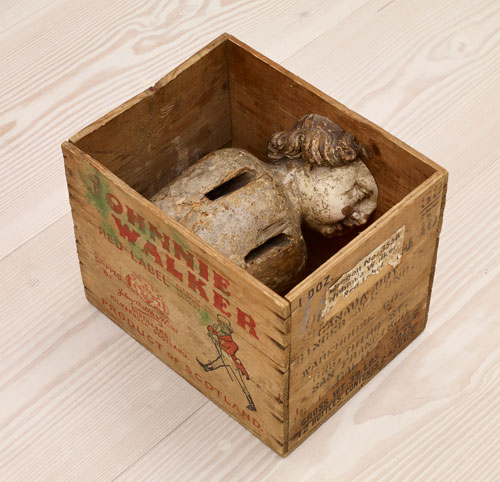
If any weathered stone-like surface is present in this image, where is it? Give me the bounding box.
[152,149,306,294]
[152,147,378,293]
[273,157,378,237]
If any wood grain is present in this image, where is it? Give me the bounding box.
[1,0,499,479]
[71,37,232,199]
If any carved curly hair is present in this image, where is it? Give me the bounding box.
[267,114,371,167]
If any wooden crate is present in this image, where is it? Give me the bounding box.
[62,34,447,456]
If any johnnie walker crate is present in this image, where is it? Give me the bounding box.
[63,34,447,456]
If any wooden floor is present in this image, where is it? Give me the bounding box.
[1,1,499,480]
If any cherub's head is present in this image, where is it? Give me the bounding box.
[295,160,378,237]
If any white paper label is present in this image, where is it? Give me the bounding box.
[322,226,405,317]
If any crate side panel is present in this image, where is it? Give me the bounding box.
[73,41,231,199]
[62,144,290,363]
[287,173,446,357]
[286,173,447,451]
[228,40,437,219]
[63,143,289,454]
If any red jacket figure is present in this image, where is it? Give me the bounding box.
[197,314,256,411]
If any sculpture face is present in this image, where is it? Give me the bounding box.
[294,161,378,237]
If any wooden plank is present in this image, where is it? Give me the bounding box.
[287,172,447,348]
[63,141,290,454]
[70,35,232,199]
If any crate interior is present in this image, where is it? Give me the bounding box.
[71,37,438,290]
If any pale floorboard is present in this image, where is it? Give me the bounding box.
[1,0,499,480]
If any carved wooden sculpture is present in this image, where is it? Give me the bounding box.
[152,116,378,293]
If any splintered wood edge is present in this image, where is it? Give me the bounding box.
[62,140,290,320]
